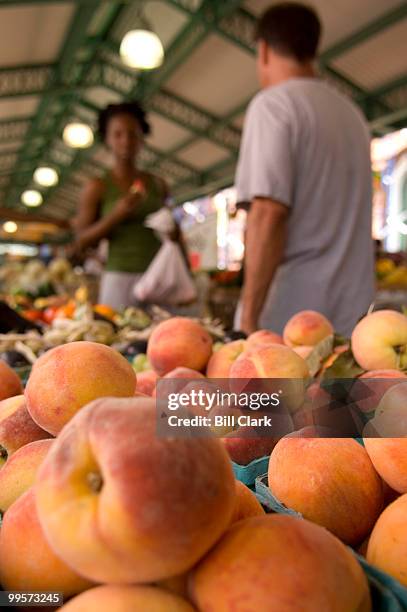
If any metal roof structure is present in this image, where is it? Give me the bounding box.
[0,0,406,235]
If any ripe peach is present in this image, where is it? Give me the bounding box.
[222,427,280,465]
[206,340,247,378]
[283,310,334,347]
[0,395,50,468]
[164,367,205,380]
[363,438,407,494]
[230,344,309,380]
[230,345,309,414]
[0,438,53,511]
[357,370,407,414]
[268,437,384,546]
[367,493,407,588]
[292,345,314,359]
[147,318,212,376]
[247,330,284,347]
[190,515,371,612]
[35,396,236,584]
[231,481,264,524]
[58,585,195,612]
[0,359,23,401]
[25,341,137,435]
[136,370,158,396]
[0,489,93,595]
[351,310,407,371]
[363,382,407,437]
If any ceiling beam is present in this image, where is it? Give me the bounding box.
[5,2,127,211]
[320,3,407,65]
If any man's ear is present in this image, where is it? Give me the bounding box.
[258,39,269,66]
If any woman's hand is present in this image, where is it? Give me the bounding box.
[112,192,141,222]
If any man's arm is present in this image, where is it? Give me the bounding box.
[240,197,289,335]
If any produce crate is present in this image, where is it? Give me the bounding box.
[255,474,407,612]
[231,455,269,489]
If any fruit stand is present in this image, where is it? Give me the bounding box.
[1,307,407,611]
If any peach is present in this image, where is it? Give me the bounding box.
[292,345,314,359]
[268,437,384,546]
[283,310,334,347]
[147,318,212,375]
[58,585,195,612]
[25,341,137,435]
[206,340,247,378]
[136,370,158,396]
[230,344,309,380]
[190,515,371,612]
[0,438,53,511]
[357,370,407,414]
[367,493,407,588]
[231,481,264,524]
[0,489,93,595]
[230,344,309,414]
[351,310,407,371]
[35,396,236,584]
[0,359,23,400]
[164,367,205,380]
[247,330,284,347]
[363,382,407,438]
[222,427,280,465]
[363,438,407,494]
[0,395,50,468]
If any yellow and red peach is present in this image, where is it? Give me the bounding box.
[357,370,407,414]
[351,310,407,371]
[206,340,247,378]
[0,395,50,468]
[147,318,212,376]
[0,360,23,401]
[231,481,264,524]
[190,515,371,612]
[230,344,309,380]
[363,438,407,494]
[367,493,407,588]
[35,396,236,584]
[222,427,280,465]
[0,438,53,511]
[283,310,334,348]
[363,382,407,438]
[247,330,284,348]
[268,437,383,546]
[58,585,195,612]
[25,341,136,435]
[136,370,158,396]
[0,489,93,596]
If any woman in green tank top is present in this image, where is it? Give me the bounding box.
[73,102,170,309]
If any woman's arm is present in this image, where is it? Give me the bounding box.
[73,178,140,251]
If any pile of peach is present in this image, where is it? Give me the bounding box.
[0,309,406,610]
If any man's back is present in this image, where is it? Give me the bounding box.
[236,78,375,336]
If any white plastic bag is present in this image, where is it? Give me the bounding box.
[133,240,197,305]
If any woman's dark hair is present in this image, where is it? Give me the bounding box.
[256,2,321,62]
[98,101,151,141]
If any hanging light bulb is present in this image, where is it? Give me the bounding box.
[21,190,43,207]
[3,221,18,234]
[63,122,94,149]
[34,166,59,187]
[120,29,164,70]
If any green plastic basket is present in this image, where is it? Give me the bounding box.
[255,474,407,612]
[231,455,270,489]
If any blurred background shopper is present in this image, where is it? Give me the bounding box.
[235,2,375,337]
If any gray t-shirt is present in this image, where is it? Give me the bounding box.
[236,78,375,337]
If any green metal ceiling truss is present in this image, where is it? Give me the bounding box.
[0,0,406,219]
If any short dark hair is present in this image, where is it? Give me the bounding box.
[98,101,151,141]
[256,3,321,62]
